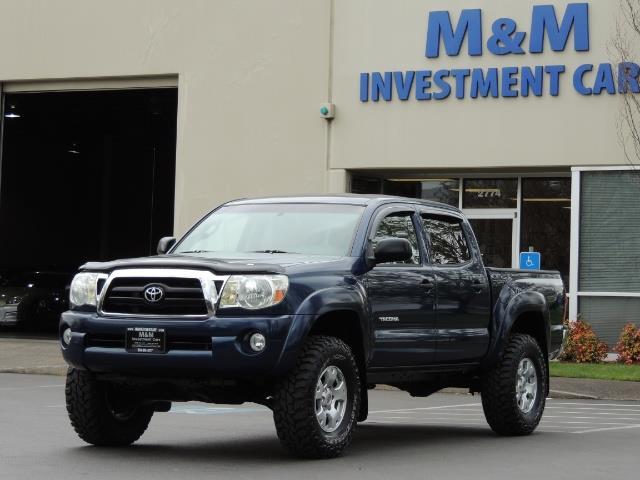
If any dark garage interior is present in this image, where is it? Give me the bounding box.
[0,88,178,331]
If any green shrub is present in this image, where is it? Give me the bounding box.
[615,323,640,365]
[559,320,608,363]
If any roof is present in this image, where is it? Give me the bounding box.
[225,194,461,212]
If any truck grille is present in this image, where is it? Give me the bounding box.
[101,277,211,316]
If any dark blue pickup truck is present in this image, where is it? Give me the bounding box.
[60,195,565,458]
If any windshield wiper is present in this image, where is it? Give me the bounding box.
[250,250,294,254]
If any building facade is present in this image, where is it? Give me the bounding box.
[0,0,638,344]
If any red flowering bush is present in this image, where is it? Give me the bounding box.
[559,320,608,363]
[615,323,640,365]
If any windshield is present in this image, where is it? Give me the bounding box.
[173,203,365,257]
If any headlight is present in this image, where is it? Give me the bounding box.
[219,275,289,310]
[69,272,99,308]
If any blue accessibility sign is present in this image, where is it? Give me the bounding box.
[520,252,541,270]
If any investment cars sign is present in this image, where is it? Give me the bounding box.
[359,3,640,102]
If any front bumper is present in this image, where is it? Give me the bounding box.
[60,311,303,378]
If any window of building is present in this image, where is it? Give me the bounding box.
[351,176,460,207]
[421,214,470,265]
[521,178,571,284]
[463,178,518,209]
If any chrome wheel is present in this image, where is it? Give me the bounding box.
[315,365,348,433]
[516,358,538,414]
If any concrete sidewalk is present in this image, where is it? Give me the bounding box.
[0,337,66,375]
[1,337,639,401]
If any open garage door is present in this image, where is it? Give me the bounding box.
[0,88,177,331]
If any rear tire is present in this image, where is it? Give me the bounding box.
[481,333,547,436]
[273,336,361,459]
[65,368,153,446]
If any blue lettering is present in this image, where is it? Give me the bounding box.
[573,64,593,95]
[371,72,393,101]
[433,70,452,100]
[426,9,483,58]
[530,3,590,53]
[502,67,519,98]
[470,68,499,98]
[415,70,432,100]
[521,66,544,97]
[487,18,526,55]
[394,71,415,100]
[618,62,640,94]
[451,69,471,99]
[360,73,369,102]
[593,63,616,95]
[545,65,565,96]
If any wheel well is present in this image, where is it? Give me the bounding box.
[510,312,547,354]
[308,310,365,367]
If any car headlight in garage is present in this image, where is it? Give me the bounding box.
[69,272,99,309]
[219,275,289,310]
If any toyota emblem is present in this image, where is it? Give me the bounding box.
[143,285,165,303]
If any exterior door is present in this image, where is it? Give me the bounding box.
[366,208,437,367]
[465,212,517,268]
[419,211,492,363]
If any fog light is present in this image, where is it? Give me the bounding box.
[249,333,266,352]
[62,328,72,346]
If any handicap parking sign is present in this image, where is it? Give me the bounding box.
[520,252,541,270]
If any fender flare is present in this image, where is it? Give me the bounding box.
[482,289,551,369]
[272,285,371,376]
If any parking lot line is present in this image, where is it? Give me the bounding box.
[573,424,640,434]
[369,403,479,414]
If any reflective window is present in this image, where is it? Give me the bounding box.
[373,213,420,265]
[422,214,471,265]
[418,178,460,206]
[521,178,571,283]
[469,218,513,268]
[351,176,382,194]
[463,179,517,209]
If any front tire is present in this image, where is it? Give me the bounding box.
[273,336,361,459]
[481,333,547,436]
[65,368,154,446]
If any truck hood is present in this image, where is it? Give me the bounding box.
[80,253,347,275]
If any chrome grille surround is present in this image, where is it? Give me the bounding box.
[97,268,229,318]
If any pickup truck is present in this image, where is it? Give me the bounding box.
[60,195,565,458]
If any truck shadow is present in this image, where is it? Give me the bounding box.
[69,423,500,465]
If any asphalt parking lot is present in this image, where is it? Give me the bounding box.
[1,373,638,480]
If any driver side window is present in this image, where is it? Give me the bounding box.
[373,212,420,265]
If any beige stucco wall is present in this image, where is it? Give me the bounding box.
[0,0,634,234]
[0,0,331,235]
[331,0,630,171]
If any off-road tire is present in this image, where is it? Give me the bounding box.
[65,368,154,446]
[273,335,361,459]
[481,333,547,436]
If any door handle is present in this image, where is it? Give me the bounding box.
[420,278,435,291]
[472,279,484,293]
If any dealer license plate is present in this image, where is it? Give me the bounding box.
[125,327,166,354]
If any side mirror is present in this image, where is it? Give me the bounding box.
[373,238,413,264]
[157,236,176,255]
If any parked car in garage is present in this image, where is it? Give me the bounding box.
[0,270,71,331]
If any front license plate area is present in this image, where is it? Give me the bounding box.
[126,327,166,354]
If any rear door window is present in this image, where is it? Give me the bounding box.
[421,214,471,265]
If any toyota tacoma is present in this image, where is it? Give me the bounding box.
[60,195,565,458]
